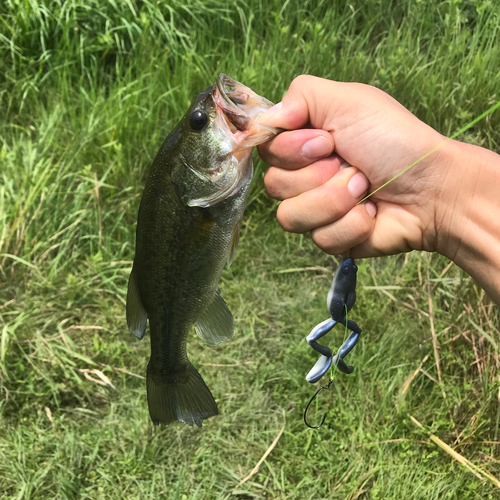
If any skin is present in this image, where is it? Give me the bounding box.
[258,75,500,306]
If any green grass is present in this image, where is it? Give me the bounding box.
[1,0,500,498]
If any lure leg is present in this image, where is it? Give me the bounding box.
[331,329,361,375]
[306,318,337,358]
[306,318,338,343]
[340,318,362,334]
[306,318,336,383]
[306,355,333,383]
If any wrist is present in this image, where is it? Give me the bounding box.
[435,140,500,304]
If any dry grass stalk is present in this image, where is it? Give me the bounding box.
[402,354,430,395]
[235,411,286,489]
[410,415,500,489]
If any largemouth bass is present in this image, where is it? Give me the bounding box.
[126,74,280,427]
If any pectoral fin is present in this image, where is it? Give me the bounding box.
[126,267,148,340]
[227,221,241,268]
[195,288,234,346]
[181,211,216,253]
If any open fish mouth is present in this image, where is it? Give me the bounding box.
[213,73,276,136]
[173,74,280,209]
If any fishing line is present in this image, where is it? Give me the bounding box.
[357,99,500,204]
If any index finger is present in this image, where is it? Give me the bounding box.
[258,128,334,170]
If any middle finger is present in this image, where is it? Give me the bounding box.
[265,155,343,200]
[276,167,370,233]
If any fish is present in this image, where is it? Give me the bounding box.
[126,74,280,427]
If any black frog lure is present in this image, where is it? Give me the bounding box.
[303,257,362,428]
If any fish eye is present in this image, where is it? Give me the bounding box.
[190,110,208,131]
[342,265,350,275]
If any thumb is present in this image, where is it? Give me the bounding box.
[258,75,342,130]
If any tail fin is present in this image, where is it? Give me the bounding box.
[147,361,218,427]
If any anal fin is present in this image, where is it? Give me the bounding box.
[195,288,234,346]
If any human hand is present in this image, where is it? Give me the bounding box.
[258,75,461,258]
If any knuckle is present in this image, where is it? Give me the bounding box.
[311,228,334,254]
[263,168,283,200]
[257,143,273,164]
[353,81,381,97]
[276,202,296,232]
[289,74,315,92]
[322,189,341,219]
[352,208,373,240]
[316,163,335,186]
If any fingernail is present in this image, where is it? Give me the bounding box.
[302,136,333,159]
[347,172,369,198]
[258,102,283,124]
[365,200,377,218]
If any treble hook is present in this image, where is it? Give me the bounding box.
[303,378,334,429]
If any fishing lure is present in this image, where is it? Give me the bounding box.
[303,256,361,428]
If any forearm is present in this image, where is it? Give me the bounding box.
[436,141,500,305]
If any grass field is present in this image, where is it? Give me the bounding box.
[1,0,500,498]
